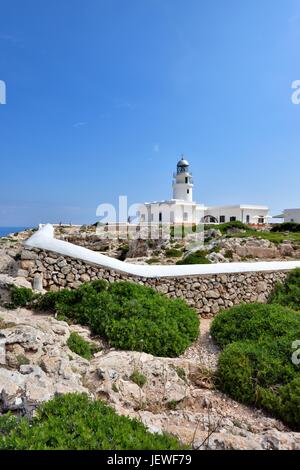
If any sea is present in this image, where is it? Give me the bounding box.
[0,227,30,238]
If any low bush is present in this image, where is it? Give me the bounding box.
[130,370,147,388]
[0,393,184,450]
[211,303,300,348]
[67,332,98,360]
[176,250,211,265]
[268,269,300,311]
[271,222,300,233]
[8,286,37,308]
[205,221,252,234]
[211,301,300,428]
[165,248,182,258]
[216,337,300,427]
[220,221,251,232]
[146,258,160,265]
[12,280,199,357]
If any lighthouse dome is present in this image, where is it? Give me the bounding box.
[177,158,189,167]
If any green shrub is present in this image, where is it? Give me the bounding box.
[167,400,179,410]
[67,332,97,360]
[216,336,300,427]
[15,280,199,357]
[209,221,252,234]
[146,258,160,265]
[216,338,297,401]
[271,222,300,233]
[16,354,30,366]
[269,269,300,311]
[211,303,300,348]
[175,367,187,382]
[224,249,233,259]
[165,248,182,258]
[8,286,37,308]
[119,244,129,261]
[212,302,300,428]
[176,250,211,265]
[130,370,147,388]
[0,394,184,450]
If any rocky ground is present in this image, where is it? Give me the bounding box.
[54,225,300,265]
[0,227,300,450]
[0,306,299,450]
[1,225,300,271]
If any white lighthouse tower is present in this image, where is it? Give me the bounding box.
[172,156,194,202]
[138,155,204,225]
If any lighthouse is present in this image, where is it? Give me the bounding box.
[138,155,203,226]
[138,155,269,229]
[172,156,194,202]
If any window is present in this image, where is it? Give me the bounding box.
[187,189,189,194]
[159,212,162,222]
[185,177,188,183]
[230,216,236,222]
[246,215,250,224]
[258,217,264,224]
[183,212,188,221]
[220,215,225,223]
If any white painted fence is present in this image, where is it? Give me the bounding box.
[25,224,300,279]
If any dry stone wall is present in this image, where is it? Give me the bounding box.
[19,248,288,317]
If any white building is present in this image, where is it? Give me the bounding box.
[139,157,269,225]
[274,209,300,224]
[204,205,270,225]
[139,158,204,225]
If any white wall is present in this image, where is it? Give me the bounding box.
[283,209,300,223]
[25,224,300,278]
[138,202,203,225]
[172,171,193,202]
[204,206,269,224]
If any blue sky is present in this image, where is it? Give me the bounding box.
[0,0,300,226]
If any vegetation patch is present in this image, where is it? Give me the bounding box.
[67,332,99,360]
[6,286,37,309]
[165,248,183,258]
[176,250,211,265]
[16,354,30,366]
[211,303,300,348]
[9,280,199,357]
[205,221,252,234]
[0,393,184,450]
[146,258,161,265]
[271,222,300,233]
[130,370,147,388]
[175,367,187,382]
[268,269,300,311]
[211,295,300,428]
[167,400,180,410]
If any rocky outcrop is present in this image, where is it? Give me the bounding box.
[218,238,300,261]
[0,307,299,450]
[0,307,89,415]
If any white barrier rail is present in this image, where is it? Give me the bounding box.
[24,224,300,279]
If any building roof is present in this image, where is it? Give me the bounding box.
[143,199,202,207]
[205,204,269,211]
[177,158,189,167]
